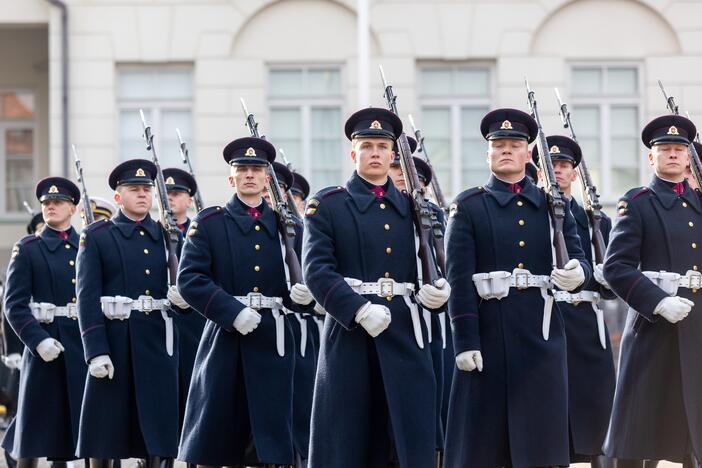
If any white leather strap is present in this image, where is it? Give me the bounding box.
[345,277,415,298]
[552,289,600,304]
[30,302,78,323]
[233,293,284,311]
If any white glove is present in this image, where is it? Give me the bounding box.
[654,296,694,324]
[290,283,314,305]
[551,259,585,291]
[313,302,327,316]
[36,337,64,362]
[167,285,190,309]
[89,354,114,379]
[593,264,610,289]
[456,350,483,372]
[233,307,262,335]
[417,278,452,309]
[2,353,21,370]
[354,302,391,337]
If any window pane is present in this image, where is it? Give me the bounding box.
[270,108,302,168]
[461,107,490,187]
[610,138,639,168]
[607,68,637,95]
[5,128,34,212]
[421,107,452,192]
[0,92,35,119]
[311,107,342,188]
[421,68,452,97]
[611,168,638,196]
[454,69,490,96]
[572,68,603,95]
[118,68,192,100]
[610,106,638,135]
[307,69,341,96]
[270,70,304,98]
[572,105,602,186]
[160,110,192,168]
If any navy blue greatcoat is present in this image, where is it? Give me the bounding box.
[443,175,591,468]
[1,226,86,460]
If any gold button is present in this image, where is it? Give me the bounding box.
[694,265,699,271]
[253,287,259,292]
[386,296,392,301]
[384,224,390,231]
[689,221,694,227]
[71,278,76,284]
[143,249,149,254]
[518,220,525,226]
[69,260,75,266]
[683,202,689,208]
[65,244,70,249]
[380,203,386,209]
[145,269,150,275]
[255,225,261,231]
[384,272,390,278]
[693,243,697,249]
[518,241,525,247]
[693,288,698,294]
[72,297,76,303]
[139,230,145,236]
[254,265,260,272]
[517,263,524,268]
[145,290,150,295]
[517,200,524,207]
[255,244,261,251]
[386,247,392,254]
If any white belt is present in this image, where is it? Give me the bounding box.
[472,268,554,341]
[100,295,174,356]
[553,290,607,349]
[30,302,78,323]
[235,293,287,358]
[642,270,702,295]
[346,277,424,349]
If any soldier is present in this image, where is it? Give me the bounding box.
[1,177,87,467]
[303,108,450,467]
[76,159,185,468]
[685,142,702,191]
[532,135,616,468]
[290,172,310,216]
[603,115,702,468]
[79,196,117,224]
[163,168,198,235]
[177,137,310,468]
[443,108,591,468]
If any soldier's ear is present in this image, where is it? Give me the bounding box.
[113,190,121,205]
[648,151,654,167]
[227,175,235,188]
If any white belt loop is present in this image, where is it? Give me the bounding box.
[642,270,702,295]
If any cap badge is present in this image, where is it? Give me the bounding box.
[245,147,257,157]
[135,168,146,177]
[48,185,59,194]
[370,120,382,130]
[500,120,513,130]
[549,145,560,154]
[667,126,679,136]
[165,176,175,185]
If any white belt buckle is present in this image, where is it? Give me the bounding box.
[247,292,263,310]
[514,272,529,290]
[377,278,395,299]
[137,296,154,312]
[689,271,702,290]
[66,303,78,320]
[571,292,582,306]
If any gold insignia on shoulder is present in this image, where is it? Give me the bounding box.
[48,185,59,194]
[245,147,257,157]
[305,198,320,216]
[549,145,560,154]
[135,168,146,177]
[449,202,458,218]
[165,176,175,185]
[617,200,628,217]
[500,120,513,130]
[667,126,679,136]
[187,228,197,238]
[190,221,198,229]
[370,120,382,130]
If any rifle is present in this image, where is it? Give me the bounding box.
[278,149,303,220]
[239,99,303,286]
[554,88,606,264]
[657,81,702,192]
[21,201,34,217]
[72,145,95,225]
[408,114,448,213]
[139,109,180,285]
[685,111,701,143]
[176,128,204,212]
[380,66,444,283]
[525,79,569,268]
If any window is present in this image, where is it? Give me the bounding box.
[0,91,36,213]
[117,66,193,168]
[419,65,492,197]
[570,64,642,200]
[267,66,344,191]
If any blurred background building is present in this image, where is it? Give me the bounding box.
[0,0,701,268]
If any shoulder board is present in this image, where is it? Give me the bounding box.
[19,234,39,246]
[459,186,486,202]
[305,186,346,217]
[195,206,224,223]
[86,218,112,233]
[625,187,650,200]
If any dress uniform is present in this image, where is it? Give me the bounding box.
[303,108,450,468]
[443,109,591,468]
[603,115,702,466]
[76,160,180,466]
[2,177,87,464]
[177,137,306,468]
[533,136,616,467]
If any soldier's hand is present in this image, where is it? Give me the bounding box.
[290,283,314,305]
[233,307,262,335]
[167,285,190,309]
[593,264,610,289]
[550,259,585,291]
[36,337,65,363]
[417,278,452,309]
[355,302,391,337]
[654,296,694,323]
[456,350,483,372]
[89,355,114,379]
[2,353,21,370]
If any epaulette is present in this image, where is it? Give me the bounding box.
[305,186,346,217]
[86,218,112,233]
[625,187,650,200]
[195,206,224,223]
[19,234,39,246]
[460,186,486,202]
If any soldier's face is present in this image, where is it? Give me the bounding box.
[351,138,394,183]
[229,165,269,197]
[167,191,193,217]
[551,160,577,192]
[487,138,529,178]
[114,184,153,218]
[388,165,405,191]
[41,199,76,228]
[292,193,305,214]
[262,183,288,208]
[649,143,690,180]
